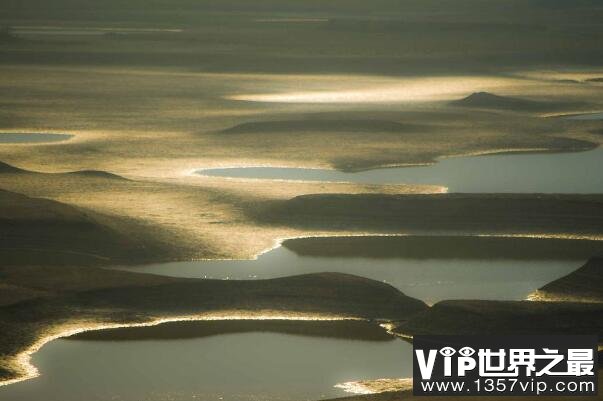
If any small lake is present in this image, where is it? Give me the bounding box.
[196,148,603,193]
[112,236,601,304]
[0,321,411,401]
[564,112,603,121]
[0,133,73,144]
[12,27,183,37]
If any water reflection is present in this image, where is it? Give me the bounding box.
[0,321,412,401]
[112,236,602,304]
[197,148,603,193]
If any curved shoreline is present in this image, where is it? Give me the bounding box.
[0,312,367,388]
[2,228,601,388]
[2,147,602,394]
[0,267,427,388]
[180,232,603,263]
[192,144,598,177]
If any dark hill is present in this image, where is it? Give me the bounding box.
[450,91,581,112]
[67,170,128,180]
[0,161,26,174]
[538,257,603,302]
[0,189,167,265]
[221,119,418,134]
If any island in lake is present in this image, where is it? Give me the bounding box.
[1,0,602,400]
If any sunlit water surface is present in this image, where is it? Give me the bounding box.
[12,27,182,36]
[4,123,601,401]
[112,243,587,304]
[197,148,603,193]
[0,330,411,401]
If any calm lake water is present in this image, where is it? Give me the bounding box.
[197,148,603,193]
[0,323,412,401]
[0,133,73,143]
[112,237,599,304]
[564,112,603,120]
[4,141,601,400]
[12,27,182,37]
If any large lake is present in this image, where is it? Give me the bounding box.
[197,148,603,193]
[112,236,602,304]
[0,320,411,401]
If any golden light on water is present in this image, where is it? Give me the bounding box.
[3,2,603,399]
[0,312,365,388]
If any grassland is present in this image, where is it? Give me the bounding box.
[0,264,427,383]
[534,257,603,302]
[256,193,603,238]
[1,0,603,399]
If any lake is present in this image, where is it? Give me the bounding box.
[196,148,603,193]
[0,133,73,143]
[0,320,412,401]
[112,236,601,304]
[564,112,603,121]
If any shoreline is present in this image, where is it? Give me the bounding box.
[0,313,370,388]
[193,143,599,177]
[0,268,428,386]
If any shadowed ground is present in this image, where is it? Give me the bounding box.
[0,266,427,383]
[68,319,394,342]
[0,188,177,265]
[392,300,603,338]
[283,236,603,260]
[256,193,603,238]
[449,92,586,112]
[534,257,603,302]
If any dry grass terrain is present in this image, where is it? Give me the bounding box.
[1,0,603,399]
[0,265,427,383]
[257,193,603,239]
[534,257,603,302]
